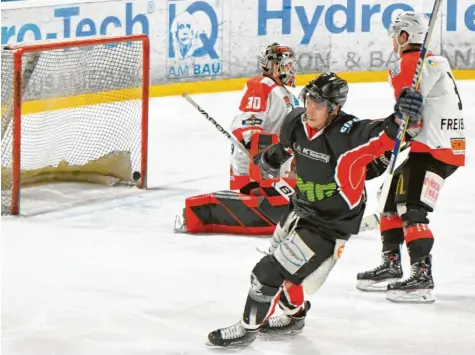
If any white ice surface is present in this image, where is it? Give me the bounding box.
[2,81,475,355]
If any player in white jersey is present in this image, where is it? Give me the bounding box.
[174,43,299,235]
[356,11,466,303]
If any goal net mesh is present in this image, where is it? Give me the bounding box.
[1,39,146,215]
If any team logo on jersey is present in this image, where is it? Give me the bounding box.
[293,143,330,163]
[167,0,223,79]
[296,177,337,202]
[390,61,401,77]
[242,116,263,126]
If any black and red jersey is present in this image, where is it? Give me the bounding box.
[265,107,396,237]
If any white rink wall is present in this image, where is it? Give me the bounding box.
[2,0,475,86]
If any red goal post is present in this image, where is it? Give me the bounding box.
[1,34,150,215]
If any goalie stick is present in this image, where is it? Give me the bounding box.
[378,0,443,213]
[181,92,380,233]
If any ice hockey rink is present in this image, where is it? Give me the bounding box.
[2,80,475,355]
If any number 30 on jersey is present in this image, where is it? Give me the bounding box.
[246,97,262,110]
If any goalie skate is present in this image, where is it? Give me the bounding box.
[173,209,187,233]
[206,321,258,347]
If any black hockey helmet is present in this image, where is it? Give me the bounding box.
[299,72,348,115]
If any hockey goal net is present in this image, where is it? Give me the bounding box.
[1,34,149,215]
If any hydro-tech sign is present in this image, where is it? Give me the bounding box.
[1,1,151,45]
[257,0,475,44]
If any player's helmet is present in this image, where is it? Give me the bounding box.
[260,43,296,87]
[388,11,429,45]
[299,72,348,115]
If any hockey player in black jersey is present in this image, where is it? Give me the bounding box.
[206,72,424,347]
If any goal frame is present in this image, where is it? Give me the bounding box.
[3,34,150,215]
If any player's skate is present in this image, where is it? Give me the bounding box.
[356,251,403,291]
[386,255,435,304]
[207,321,258,347]
[173,208,187,233]
[260,301,311,337]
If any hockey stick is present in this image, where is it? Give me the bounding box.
[182,92,380,232]
[378,0,443,213]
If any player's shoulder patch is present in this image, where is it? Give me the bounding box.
[339,114,360,134]
[390,59,402,77]
[427,58,438,67]
[426,55,444,67]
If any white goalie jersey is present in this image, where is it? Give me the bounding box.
[230,75,299,176]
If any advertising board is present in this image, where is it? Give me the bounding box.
[1,0,474,95]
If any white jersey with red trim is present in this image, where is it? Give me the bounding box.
[230,75,299,175]
[389,50,465,166]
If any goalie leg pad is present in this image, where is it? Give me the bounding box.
[183,191,287,235]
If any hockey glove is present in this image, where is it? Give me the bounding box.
[394,88,423,137]
[253,150,280,179]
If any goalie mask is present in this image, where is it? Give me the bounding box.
[260,43,296,87]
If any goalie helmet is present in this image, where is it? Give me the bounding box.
[388,11,429,45]
[260,43,296,87]
[299,72,348,115]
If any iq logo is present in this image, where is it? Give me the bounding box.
[167,0,223,78]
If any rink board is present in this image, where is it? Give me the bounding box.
[12,69,475,115]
